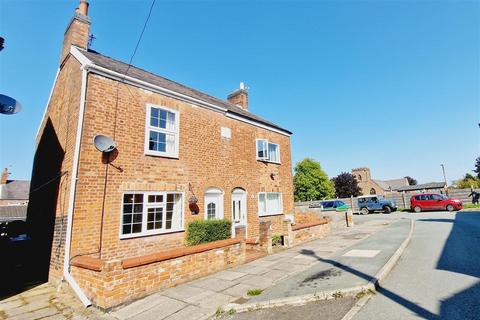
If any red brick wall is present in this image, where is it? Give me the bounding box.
[28,54,84,284]
[71,241,245,309]
[68,73,294,261]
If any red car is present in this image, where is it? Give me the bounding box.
[410,194,463,213]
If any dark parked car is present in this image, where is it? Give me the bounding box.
[410,194,463,212]
[309,200,349,211]
[357,195,397,214]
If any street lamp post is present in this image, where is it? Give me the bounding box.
[440,164,448,196]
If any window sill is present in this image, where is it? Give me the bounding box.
[258,212,284,217]
[120,229,185,240]
[145,150,179,159]
[257,159,281,165]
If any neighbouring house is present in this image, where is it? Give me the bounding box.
[27,1,293,308]
[352,167,409,195]
[0,168,29,223]
[0,168,30,206]
[395,182,447,194]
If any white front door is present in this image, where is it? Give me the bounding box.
[232,189,247,237]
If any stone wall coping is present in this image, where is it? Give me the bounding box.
[122,238,242,269]
[291,219,329,231]
[71,256,103,272]
[245,238,259,245]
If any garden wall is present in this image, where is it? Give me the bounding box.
[70,238,245,309]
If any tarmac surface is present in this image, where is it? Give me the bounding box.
[354,210,480,320]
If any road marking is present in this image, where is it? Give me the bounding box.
[342,250,381,258]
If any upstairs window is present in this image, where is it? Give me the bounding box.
[258,192,283,216]
[145,104,179,158]
[256,139,280,163]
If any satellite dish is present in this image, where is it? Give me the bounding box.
[93,135,117,153]
[0,94,22,115]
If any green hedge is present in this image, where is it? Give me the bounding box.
[186,219,232,246]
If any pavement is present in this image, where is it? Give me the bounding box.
[353,210,480,320]
[246,218,411,303]
[110,215,408,320]
[0,282,113,320]
[0,213,411,320]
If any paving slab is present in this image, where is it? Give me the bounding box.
[212,270,248,281]
[163,305,211,320]
[222,283,253,297]
[128,296,186,320]
[189,277,237,292]
[249,219,411,303]
[162,284,206,301]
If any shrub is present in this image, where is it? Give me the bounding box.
[272,234,282,246]
[186,219,232,246]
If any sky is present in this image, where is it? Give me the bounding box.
[0,0,479,184]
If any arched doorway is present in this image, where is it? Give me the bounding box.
[231,188,247,237]
[204,187,224,220]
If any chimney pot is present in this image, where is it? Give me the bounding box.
[78,0,89,16]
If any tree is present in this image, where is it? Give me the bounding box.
[332,172,362,198]
[454,174,480,189]
[474,157,480,179]
[404,176,417,186]
[293,158,335,201]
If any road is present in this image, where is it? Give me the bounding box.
[354,210,480,320]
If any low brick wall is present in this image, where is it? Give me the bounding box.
[70,238,245,309]
[283,219,331,247]
[291,220,331,245]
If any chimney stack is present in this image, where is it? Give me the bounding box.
[1,168,9,185]
[227,82,249,111]
[60,0,91,65]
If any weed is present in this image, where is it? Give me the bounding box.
[247,288,263,296]
[215,307,225,317]
[332,291,344,299]
[227,309,236,315]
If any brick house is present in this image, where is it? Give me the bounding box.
[27,1,293,308]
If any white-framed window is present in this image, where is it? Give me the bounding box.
[120,191,184,239]
[204,188,224,220]
[256,139,280,163]
[145,104,179,158]
[258,192,283,216]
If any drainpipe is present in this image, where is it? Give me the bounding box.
[63,67,92,307]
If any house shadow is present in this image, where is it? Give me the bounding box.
[0,118,64,299]
[299,211,480,319]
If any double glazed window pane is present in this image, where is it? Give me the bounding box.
[150,108,175,131]
[257,140,267,159]
[122,193,181,236]
[148,107,177,155]
[268,143,278,162]
[257,139,279,162]
[259,193,281,216]
[122,194,144,235]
